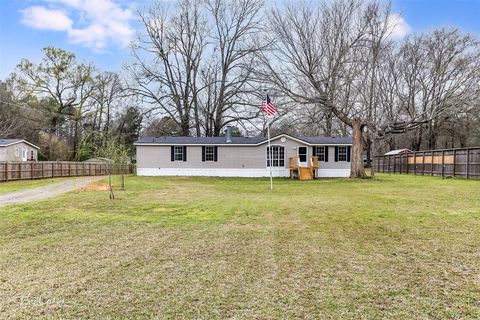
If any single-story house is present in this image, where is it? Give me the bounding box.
[135,128,352,178]
[0,139,39,162]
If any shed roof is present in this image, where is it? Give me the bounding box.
[0,139,40,149]
[135,134,352,146]
[384,149,413,155]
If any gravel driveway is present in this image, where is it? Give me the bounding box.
[0,176,105,207]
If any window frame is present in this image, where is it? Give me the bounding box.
[338,146,347,162]
[266,145,285,167]
[204,146,215,162]
[173,146,184,161]
[316,146,326,162]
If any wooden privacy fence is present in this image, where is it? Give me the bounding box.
[374,147,480,179]
[0,162,136,182]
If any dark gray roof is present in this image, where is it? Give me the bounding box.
[297,136,353,145]
[135,134,352,145]
[0,139,23,146]
[136,136,266,145]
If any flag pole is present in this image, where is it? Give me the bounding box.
[267,116,273,191]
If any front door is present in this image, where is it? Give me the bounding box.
[298,146,308,167]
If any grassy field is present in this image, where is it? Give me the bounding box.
[0,177,69,194]
[0,174,479,319]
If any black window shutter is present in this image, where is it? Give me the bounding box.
[312,146,317,156]
[183,146,187,161]
[347,146,351,162]
[202,146,206,162]
[325,146,329,162]
[171,146,174,161]
[334,146,339,162]
[214,146,218,162]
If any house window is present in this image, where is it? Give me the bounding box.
[316,146,326,161]
[267,146,285,167]
[30,150,34,160]
[22,149,27,161]
[174,146,184,161]
[338,146,347,161]
[205,146,215,162]
[15,147,19,157]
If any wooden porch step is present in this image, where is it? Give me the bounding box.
[298,167,313,180]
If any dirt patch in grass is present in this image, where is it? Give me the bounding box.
[80,181,110,192]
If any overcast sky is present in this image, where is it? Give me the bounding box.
[0,0,479,80]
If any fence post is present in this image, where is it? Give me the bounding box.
[31,162,34,179]
[453,149,456,177]
[4,162,8,181]
[383,156,385,173]
[431,151,434,176]
[422,152,425,175]
[441,150,445,178]
[413,152,416,175]
[405,154,408,174]
[41,162,44,179]
[400,155,403,174]
[18,163,21,180]
[466,148,470,179]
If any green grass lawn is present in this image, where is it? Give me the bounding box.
[0,177,70,194]
[0,174,479,319]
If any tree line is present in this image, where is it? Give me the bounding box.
[1,0,479,177]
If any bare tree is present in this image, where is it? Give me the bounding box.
[258,0,384,178]
[91,72,125,136]
[128,0,208,136]
[202,0,266,136]
[375,29,480,151]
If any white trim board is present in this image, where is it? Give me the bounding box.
[137,167,351,178]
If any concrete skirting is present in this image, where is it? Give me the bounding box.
[137,167,351,178]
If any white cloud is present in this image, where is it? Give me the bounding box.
[387,13,411,39]
[20,6,72,31]
[20,0,135,51]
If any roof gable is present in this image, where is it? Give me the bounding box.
[0,139,40,149]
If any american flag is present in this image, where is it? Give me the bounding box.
[262,94,277,116]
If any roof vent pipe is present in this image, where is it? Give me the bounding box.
[226,126,232,143]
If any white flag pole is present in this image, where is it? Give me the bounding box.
[267,116,273,191]
[263,92,273,192]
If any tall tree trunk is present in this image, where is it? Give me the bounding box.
[427,121,436,149]
[365,135,372,168]
[73,120,79,160]
[213,117,222,136]
[350,117,366,178]
[325,110,333,136]
[180,116,190,136]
